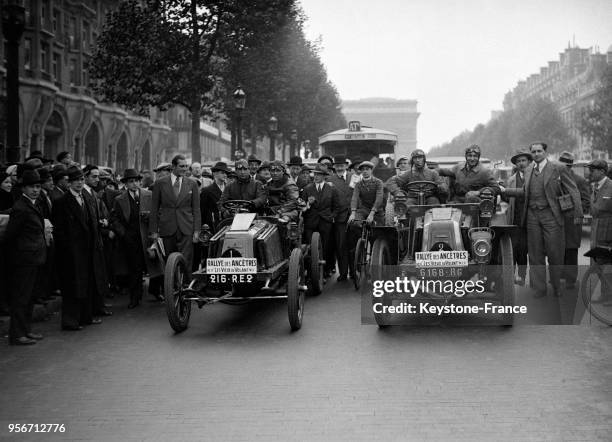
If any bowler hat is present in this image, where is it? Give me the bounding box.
[559,151,574,165]
[211,161,230,173]
[510,148,533,165]
[587,159,608,172]
[288,156,303,166]
[317,155,334,164]
[120,168,143,182]
[38,168,52,182]
[247,154,261,164]
[348,157,362,170]
[312,164,329,175]
[333,155,348,165]
[66,165,84,181]
[21,169,42,186]
[358,161,375,170]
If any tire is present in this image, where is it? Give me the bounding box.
[385,198,395,226]
[308,232,323,296]
[287,248,305,331]
[354,238,365,291]
[164,252,192,333]
[371,238,391,327]
[581,265,612,326]
[497,234,515,325]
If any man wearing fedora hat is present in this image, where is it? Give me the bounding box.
[200,161,229,233]
[504,148,533,285]
[558,151,590,289]
[302,165,340,278]
[110,169,154,308]
[287,156,303,182]
[5,169,47,344]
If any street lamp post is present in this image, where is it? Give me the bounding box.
[2,1,26,164]
[290,129,298,158]
[233,86,246,160]
[268,116,278,160]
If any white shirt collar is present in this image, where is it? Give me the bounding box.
[69,188,83,201]
[171,174,181,185]
[22,193,38,205]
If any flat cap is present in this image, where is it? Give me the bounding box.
[586,159,608,171]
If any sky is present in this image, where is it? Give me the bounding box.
[300,0,612,151]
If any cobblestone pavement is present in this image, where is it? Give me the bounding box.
[1,235,612,441]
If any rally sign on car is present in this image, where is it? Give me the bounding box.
[206,258,257,274]
[414,251,468,268]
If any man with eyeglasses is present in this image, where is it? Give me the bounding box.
[219,159,267,216]
[150,154,201,272]
[266,160,299,222]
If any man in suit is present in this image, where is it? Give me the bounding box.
[5,170,48,345]
[247,155,262,181]
[150,154,201,272]
[53,166,102,330]
[50,166,68,202]
[111,169,153,308]
[503,148,533,286]
[558,152,591,289]
[586,160,612,306]
[200,161,229,233]
[328,155,354,281]
[503,142,583,297]
[302,165,340,278]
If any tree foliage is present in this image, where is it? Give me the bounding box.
[429,97,575,161]
[580,65,612,156]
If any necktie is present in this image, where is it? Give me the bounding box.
[594,185,599,201]
[131,191,139,204]
[173,177,181,198]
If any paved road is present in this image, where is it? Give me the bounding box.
[1,272,611,441]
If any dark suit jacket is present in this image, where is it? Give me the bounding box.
[5,195,47,266]
[506,160,583,227]
[328,172,354,223]
[50,186,65,202]
[302,182,339,229]
[564,170,590,248]
[150,175,201,237]
[200,182,223,231]
[591,177,612,248]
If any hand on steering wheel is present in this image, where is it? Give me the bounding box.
[222,200,255,213]
[404,180,438,196]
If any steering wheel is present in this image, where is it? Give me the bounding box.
[404,180,438,196]
[222,200,255,212]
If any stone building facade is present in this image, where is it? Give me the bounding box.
[0,0,232,169]
[503,44,612,160]
[341,98,419,158]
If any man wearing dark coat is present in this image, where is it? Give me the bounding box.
[302,165,340,278]
[111,169,153,308]
[5,170,47,345]
[558,152,591,288]
[53,166,103,330]
[50,166,68,202]
[328,156,354,281]
[150,154,201,272]
[200,162,229,233]
[219,159,267,217]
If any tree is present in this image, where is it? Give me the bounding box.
[580,65,612,156]
[90,0,294,162]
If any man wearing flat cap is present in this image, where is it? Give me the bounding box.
[558,151,591,289]
[219,159,267,217]
[150,154,201,273]
[302,165,340,277]
[200,161,229,233]
[5,170,47,344]
[586,159,612,305]
[53,166,103,330]
[111,169,154,308]
[267,160,299,222]
[503,148,533,285]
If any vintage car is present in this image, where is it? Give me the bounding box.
[164,200,324,333]
[369,181,516,327]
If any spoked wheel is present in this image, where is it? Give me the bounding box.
[287,248,305,331]
[164,252,192,333]
[496,234,515,325]
[354,238,367,291]
[308,232,323,296]
[371,238,391,328]
[581,264,612,326]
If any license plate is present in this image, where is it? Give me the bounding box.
[206,258,257,274]
[207,274,255,284]
[418,267,463,278]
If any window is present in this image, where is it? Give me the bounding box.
[41,0,49,29]
[52,9,61,34]
[69,59,78,85]
[40,42,49,72]
[82,22,90,51]
[68,17,77,49]
[24,38,32,70]
[52,53,61,81]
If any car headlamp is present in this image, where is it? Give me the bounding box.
[198,224,212,244]
[473,239,491,257]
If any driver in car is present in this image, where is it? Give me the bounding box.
[438,144,500,202]
[385,149,448,205]
[266,160,300,222]
[218,159,267,217]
